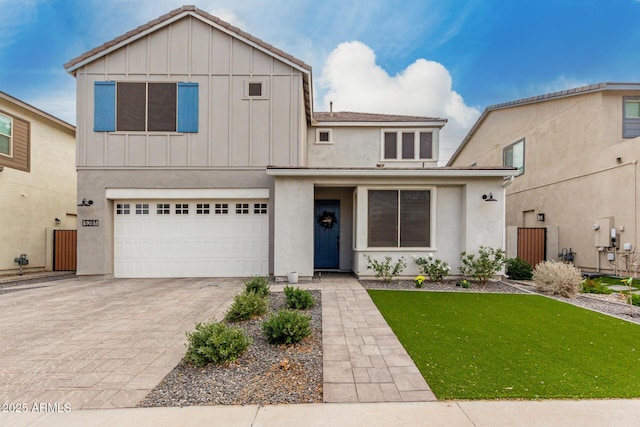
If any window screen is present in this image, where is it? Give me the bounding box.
[368,190,398,247]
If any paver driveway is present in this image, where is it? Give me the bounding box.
[0,278,240,409]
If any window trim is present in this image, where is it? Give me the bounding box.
[315,128,333,145]
[366,186,435,250]
[623,96,640,138]
[0,111,12,157]
[503,138,525,176]
[380,129,435,161]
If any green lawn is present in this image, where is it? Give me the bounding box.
[368,290,640,400]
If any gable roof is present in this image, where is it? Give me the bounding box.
[313,111,447,126]
[447,82,640,165]
[0,91,75,133]
[64,5,313,121]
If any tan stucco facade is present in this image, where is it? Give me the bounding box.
[0,94,76,274]
[449,85,640,274]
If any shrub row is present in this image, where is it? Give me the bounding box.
[184,278,315,366]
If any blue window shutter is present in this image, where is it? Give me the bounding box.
[177,82,199,133]
[94,81,115,132]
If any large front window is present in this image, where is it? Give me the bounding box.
[368,189,431,247]
[0,112,12,156]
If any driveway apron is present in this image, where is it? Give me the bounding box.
[0,278,240,409]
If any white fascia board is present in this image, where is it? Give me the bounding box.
[266,168,519,178]
[313,121,446,128]
[106,188,269,200]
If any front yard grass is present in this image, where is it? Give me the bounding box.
[368,290,640,400]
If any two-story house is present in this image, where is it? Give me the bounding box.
[64,5,516,280]
[0,91,76,274]
[448,82,640,275]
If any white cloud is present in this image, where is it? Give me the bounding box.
[318,41,480,163]
[26,75,77,125]
[0,0,39,50]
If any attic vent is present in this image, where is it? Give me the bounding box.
[248,82,262,97]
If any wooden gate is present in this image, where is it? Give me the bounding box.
[517,227,546,268]
[53,230,77,271]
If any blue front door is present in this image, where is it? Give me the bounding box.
[314,200,340,269]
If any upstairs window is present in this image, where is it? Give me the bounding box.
[315,129,333,144]
[94,81,198,133]
[0,112,11,156]
[503,139,525,175]
[624,97,640,138]
[382,130,433,160]
[244,80,268,99]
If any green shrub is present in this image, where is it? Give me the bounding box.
[631,294,640,307]
[262,309,312,345]
[505,257,533,280]
[459,246,506,285]
[581,279,613,294]
[415,255,451,282]
[283,286,316,310]
[224,291,269,322]
[364,255,407,283]
[244,276,270,297]
[533,261,582,298]
[185,321,252,366]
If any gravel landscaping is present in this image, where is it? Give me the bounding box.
[138,290,322,407]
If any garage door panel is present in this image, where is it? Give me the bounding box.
[114,199,269,278]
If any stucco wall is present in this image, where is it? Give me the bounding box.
[307,126,440,168]
[0,100,76,273]
[450,89,640,272]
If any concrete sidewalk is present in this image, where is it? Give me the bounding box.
[5,399,640,426]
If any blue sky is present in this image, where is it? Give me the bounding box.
[2,0,640,158]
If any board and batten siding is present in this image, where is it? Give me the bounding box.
[75,16,304,168]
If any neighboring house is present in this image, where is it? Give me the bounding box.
[0,91,76,274]
[64,5,516,280]
[448,82,640,275]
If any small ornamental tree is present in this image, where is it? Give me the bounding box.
[459,246,506,286]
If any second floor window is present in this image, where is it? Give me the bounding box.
[94,81,198,133]
[383,131,433,160]
[0,112,11,156]
[624,97,640,138]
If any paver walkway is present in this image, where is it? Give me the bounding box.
[315,274,436,402]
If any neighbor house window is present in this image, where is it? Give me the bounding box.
[624,97,640,138]
[503,139,524,175]
[0,112,12,156]
[367,189,431,247]
[94,81,198,133]
[382,130,433,160]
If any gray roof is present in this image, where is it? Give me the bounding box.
[447,82,640,165]
[314,111,447,124]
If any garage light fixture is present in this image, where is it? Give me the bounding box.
[482,193,497,202]
[78,197,93,207]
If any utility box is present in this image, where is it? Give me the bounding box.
[594,217,614,247]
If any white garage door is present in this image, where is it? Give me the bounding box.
[114,200,269,278]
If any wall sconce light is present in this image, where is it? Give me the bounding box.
[55,218,61,225]
[537,213,545,222]
[482,193,497,202]
[77,198,94,207]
